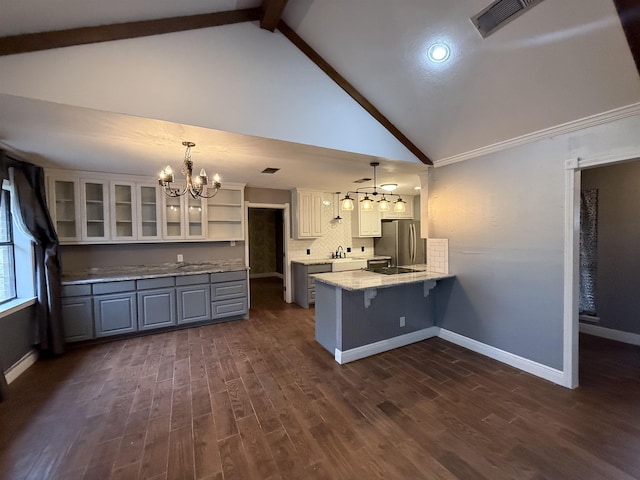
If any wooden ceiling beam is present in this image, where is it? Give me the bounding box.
[276,21,433,165]
[0,8,261,56]
[261,0,289,32]
[612,0,640,78]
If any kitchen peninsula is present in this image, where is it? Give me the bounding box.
[313,266,453,364]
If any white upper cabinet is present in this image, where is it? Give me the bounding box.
[136,183,162,241]
[352,194,382,238]
[206,184,245,241]
[110,181,137,241]
[185,194,207,240]
[47,175,81,242]
[47,169,245,244]
[81,179,110,242]
[292,189,324,239]
[161,193,184,240]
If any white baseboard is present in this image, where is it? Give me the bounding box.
[335,327,439,364]
[4,350,38,384]
[579,323,640,346]
[438,329,566,386]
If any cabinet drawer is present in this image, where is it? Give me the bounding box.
[92,280,136,295]
[61,284,92,297]
[176,274,210,286]
[137,277,175,290]
[211,270,246,283]
[211,280,247,301]
[308,288,316,303]
[307,264,332,274]
[212,298,248,319]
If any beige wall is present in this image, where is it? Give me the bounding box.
[60,242,244,273]
[245,187,291,205]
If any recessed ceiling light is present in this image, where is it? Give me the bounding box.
[427,43,450,63]
[380,184,398,192]
[414,186,421,190]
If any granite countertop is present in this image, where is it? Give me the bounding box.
[311,264,454,291]
[291,254,391,266]
[62,260,248,285]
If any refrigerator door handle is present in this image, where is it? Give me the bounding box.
[409,224,415,264]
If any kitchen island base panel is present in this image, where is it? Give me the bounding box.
[335,326,439,364]
[315,280,437,362]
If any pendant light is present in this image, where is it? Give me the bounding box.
[340,162,404,212]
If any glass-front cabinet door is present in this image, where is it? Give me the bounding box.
[137,184,162,241]
[162,193,184,240]
[110,181,137,241]
[186,195,206,240]
[81,180,109,242]
[48,177,81,242]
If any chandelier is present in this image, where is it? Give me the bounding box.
[340,162,406,213]
[158,141,222,199]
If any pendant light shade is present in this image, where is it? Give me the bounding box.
[341,194,355,211]
[361,194,373,211]
[378,196,390,211]
[394,197,407,213]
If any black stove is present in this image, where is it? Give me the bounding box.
[366,267,419,275]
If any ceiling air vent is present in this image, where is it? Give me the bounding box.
[353,177,371,184]
[261,167,280,174]
[471,0,545,38]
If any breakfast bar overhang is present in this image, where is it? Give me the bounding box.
[312,267,454,364]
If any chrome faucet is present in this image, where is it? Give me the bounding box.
[336,245,344,258]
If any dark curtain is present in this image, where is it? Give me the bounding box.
[0,150,64,401]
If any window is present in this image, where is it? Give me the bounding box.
[0,190,16,304]
[0,179,35,313]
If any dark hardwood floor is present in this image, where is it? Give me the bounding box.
[1,276,639,479]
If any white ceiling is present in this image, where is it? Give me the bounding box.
[0,0,639,191]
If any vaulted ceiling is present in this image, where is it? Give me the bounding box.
[0,0,638,193]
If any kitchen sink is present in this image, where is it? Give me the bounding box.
[331,258,368,272]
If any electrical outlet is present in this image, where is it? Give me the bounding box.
[177,254,184,262]
[400,316,406,327]
[306,249,311,255]
[361,246,365,252]
[347,247,351,253]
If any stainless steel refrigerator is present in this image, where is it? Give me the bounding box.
[374,220,426,267]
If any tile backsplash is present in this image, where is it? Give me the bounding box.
[427,238,449,274]
[289,192,374,261]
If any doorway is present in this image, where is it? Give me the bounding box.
[564,153,640,388]
[245,203,291,307]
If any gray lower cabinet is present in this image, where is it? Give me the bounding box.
[61,296,94,342]
[137,277,176,331]
[176,274,211,324]
[61,269,248,341]
[93,292,137,337]
[93,280,137,337]
[210,270,248,320]
[292,262,332,308]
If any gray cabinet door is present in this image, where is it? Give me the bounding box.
[93,292,137,337]
[137,288,176,331]
[61,296,94,342]
[176,285,211,324]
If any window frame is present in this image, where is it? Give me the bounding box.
[0,189,17,305]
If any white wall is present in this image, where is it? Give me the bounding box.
[0,22,418,164]
[428,112,640,371]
